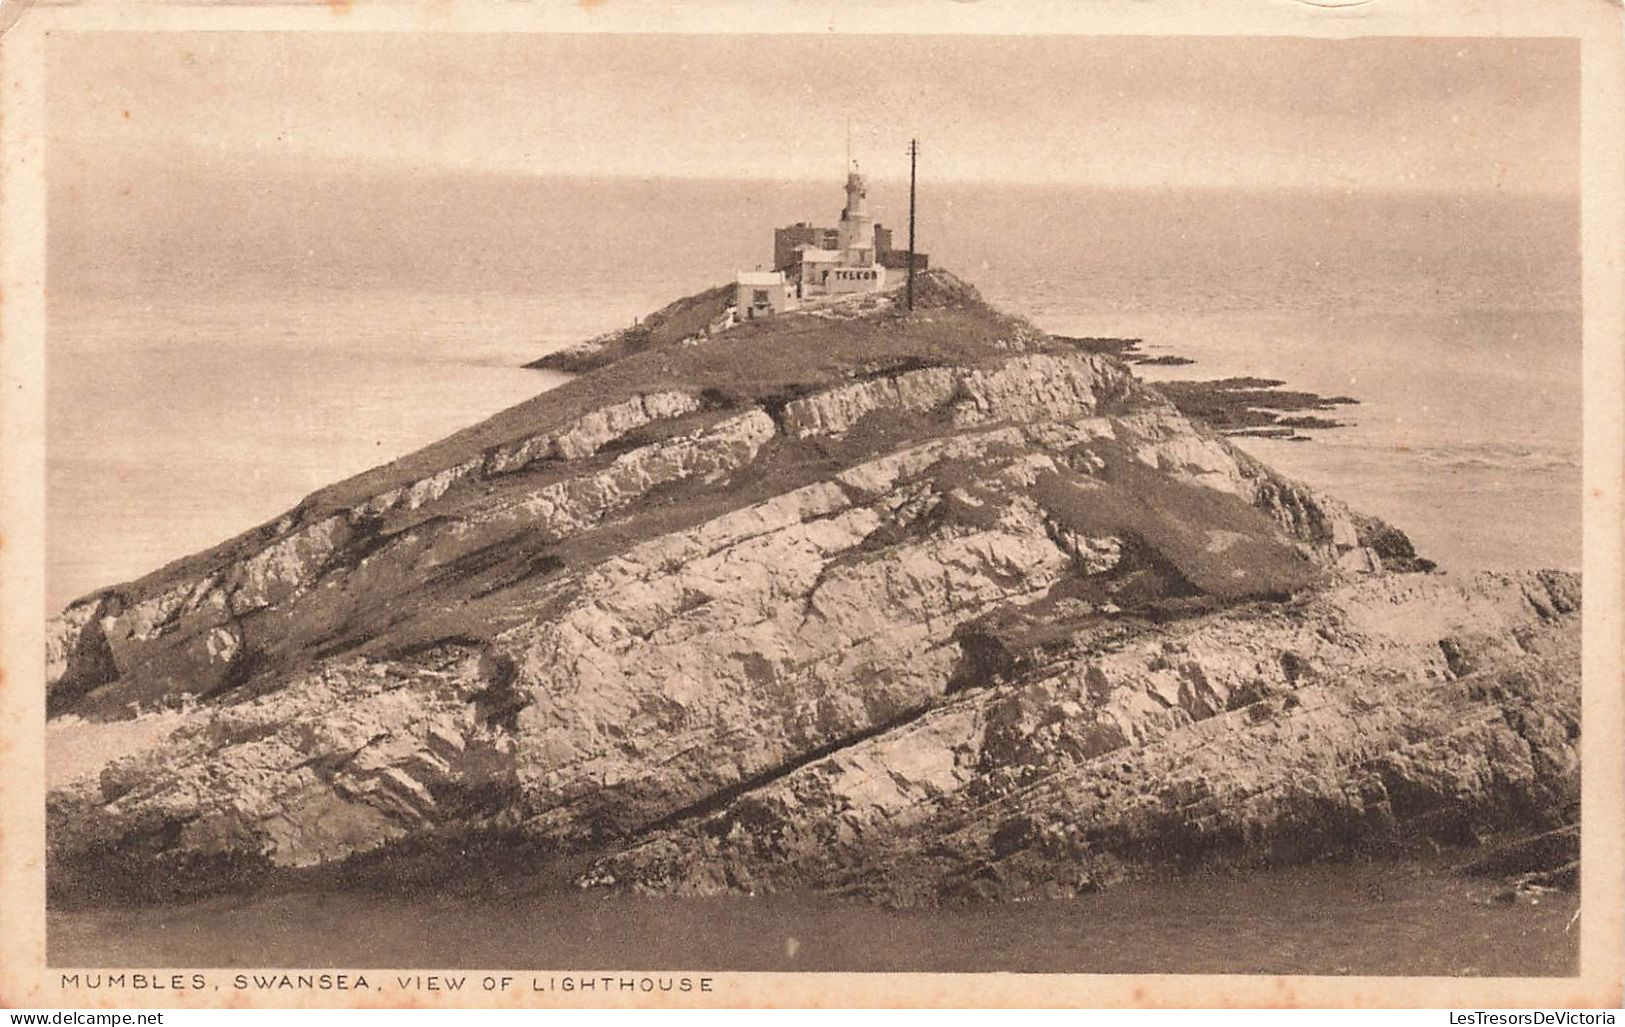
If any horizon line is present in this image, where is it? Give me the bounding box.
[50,137,1577,201]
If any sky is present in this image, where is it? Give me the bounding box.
[46,31,1578,194]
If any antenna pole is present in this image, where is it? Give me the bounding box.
[907,138,918,312]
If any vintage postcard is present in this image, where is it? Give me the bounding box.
[1,0,1622,1009]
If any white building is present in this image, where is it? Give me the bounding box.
[797,168,886,298]
[735,165,889,318]
[735,270,793,320]
[792,247,843,294]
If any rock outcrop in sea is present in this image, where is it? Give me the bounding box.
[45,271,1579,905]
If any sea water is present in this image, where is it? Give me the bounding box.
[47,861,1577,975]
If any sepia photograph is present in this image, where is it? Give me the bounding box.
[3,0,1623,1010]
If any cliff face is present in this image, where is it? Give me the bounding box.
[585,570,1578,903]
[44,271,1576,904]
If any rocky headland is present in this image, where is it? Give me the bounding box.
[1058,337,1364,442]
[46,271,1578,906]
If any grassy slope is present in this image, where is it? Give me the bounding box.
[524,284,735,373]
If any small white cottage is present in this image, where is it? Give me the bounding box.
[735,270,793,320]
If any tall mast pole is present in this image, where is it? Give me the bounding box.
[907,138,918,311]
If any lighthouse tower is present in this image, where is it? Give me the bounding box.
[836,166,876,268]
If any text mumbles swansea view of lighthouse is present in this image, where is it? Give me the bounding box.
[34,30,1589,982]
